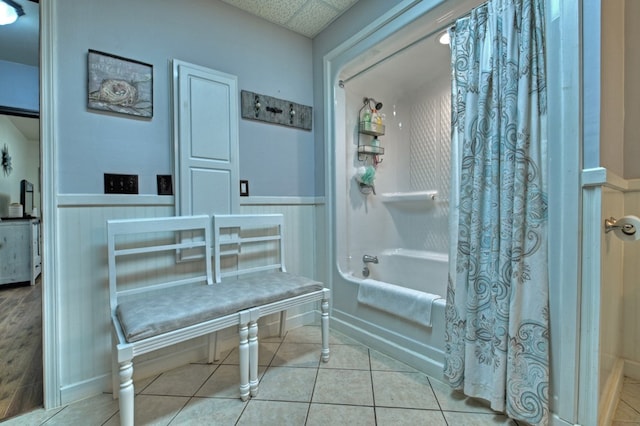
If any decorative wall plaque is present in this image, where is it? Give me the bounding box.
[240,90,312,131]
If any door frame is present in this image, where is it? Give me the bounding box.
[40,0,61,409]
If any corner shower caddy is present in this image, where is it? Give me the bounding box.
[357,122,385,161]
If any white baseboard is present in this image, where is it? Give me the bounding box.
[598,358,624,426]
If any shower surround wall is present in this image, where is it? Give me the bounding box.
[342,72,451,267]
[333,65,452,377]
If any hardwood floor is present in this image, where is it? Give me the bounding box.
[0,277,42,421]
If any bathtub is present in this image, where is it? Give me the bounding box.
[362,248,448,295]
[332,249,449,379]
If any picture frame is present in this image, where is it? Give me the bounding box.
[87,49,153,118]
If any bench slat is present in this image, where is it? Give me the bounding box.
[114,241,207,257]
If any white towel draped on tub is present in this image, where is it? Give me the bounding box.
[357,279,444,327]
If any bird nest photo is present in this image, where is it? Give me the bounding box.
[87,50,153,118]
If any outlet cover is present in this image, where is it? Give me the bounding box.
[104,173,138,194]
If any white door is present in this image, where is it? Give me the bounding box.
[172,60,239,218]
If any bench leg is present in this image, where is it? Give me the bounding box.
[118,360,135,426]
[279,311,287,338]
[239,323,250,401]
[208,332,220,363]
[321,298,330,363]
[249,319,259,397]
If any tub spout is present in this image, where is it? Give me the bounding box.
[362,254,378,264]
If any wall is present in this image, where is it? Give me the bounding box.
[48,0,322,401]
[55,0,314,197]
[624,0,640,179]
[623,188,640,371]
[600,0,625,177]
[0,116,39,217]
[312,0,405,196]
[0,60,39,113]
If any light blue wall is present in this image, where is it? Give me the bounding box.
[54,0,314,196]
[312,0,406,196]
[0,60,39,113]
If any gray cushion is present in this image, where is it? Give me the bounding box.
[116,272,324,343]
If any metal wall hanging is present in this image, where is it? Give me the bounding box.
[1,144,12,176]
[240,90,312,131]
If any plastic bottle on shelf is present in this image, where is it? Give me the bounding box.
[370,109,379,132]
[362,107,372,132]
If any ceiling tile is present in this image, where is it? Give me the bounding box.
[322,0,359,11]
[286,0,338,38]
[220,0,307,26]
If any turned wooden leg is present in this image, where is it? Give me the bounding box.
[118,360,135,426]
[321,294,330,363]
[208,332,220,364]
[279,310,287,338]
[239,322,250,401]
[249,319,259,396]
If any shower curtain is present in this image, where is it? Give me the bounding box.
[444,0,549,425]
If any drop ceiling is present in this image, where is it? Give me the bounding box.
[220,0,360,38]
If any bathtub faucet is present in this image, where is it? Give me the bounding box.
[362,254,378,264]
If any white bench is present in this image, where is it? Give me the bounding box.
[107,214,330,426]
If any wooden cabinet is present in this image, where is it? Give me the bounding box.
[0,219,41,286]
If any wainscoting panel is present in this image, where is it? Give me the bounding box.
[57,202,175,402]
[56,198,320,403]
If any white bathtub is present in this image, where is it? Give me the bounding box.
[363,248,448,296]
[334,248,449,378]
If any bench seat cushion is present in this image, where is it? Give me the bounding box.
[116,272,324,343]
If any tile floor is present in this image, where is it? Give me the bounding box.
[5,325,527,425]
[613,377,640,425]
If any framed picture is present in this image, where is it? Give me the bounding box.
[88,49,153,118]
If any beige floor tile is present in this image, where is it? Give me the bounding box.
[429,377,494,413]
[312,369,373,406]
[195,364,266,398]
[622,383,640,411]
[42,393,118,425]
[271,343,322,368]
[612,422,640,426]
[626,376,640,384]
[140,364,217,397]
[169,396,246,425]
[1,406,63,426]
[134,374,161,394]
[284,325,358,345]
[375,407,447,425]
[369,350,417,372]
[319,344,370,370]
[222,342,280,366]
[372,370,439,410]
[237,400,309,426]
[104,394,189,426]
[614,399,640,422]
[443,411,518,425]
[306,403,375,426]
[254,366,317,402]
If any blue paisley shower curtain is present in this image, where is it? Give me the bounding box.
[444,0,549,425]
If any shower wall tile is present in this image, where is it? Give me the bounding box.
[408,82,451,253]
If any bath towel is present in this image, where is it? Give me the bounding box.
[356,279,443,327]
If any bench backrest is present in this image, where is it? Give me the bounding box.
[107,215,213,316]
[212,214,286,283]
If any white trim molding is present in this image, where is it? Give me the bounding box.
[240,196,325,206]
[57,194,175,207]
